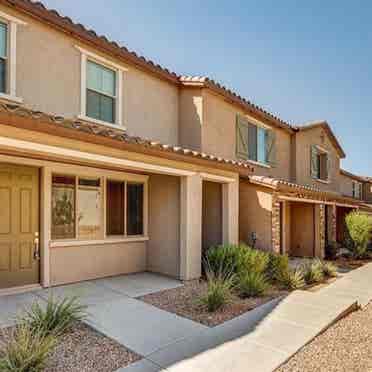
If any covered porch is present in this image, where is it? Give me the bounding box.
[0,104,244,294]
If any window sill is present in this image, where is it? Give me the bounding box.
[50,236,149,248]
[314,178,331,184]
[77,114,126,131]
[0,92,23,104]
[244,159,272,169]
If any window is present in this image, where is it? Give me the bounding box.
[77,46,125,127]
[127,183,144,235]
[86,60,116,124]
[0,22,7,93]
[236,115,276,166]
[77,178,101,240]
[352,181,362,200]
[51,175,76,240]
[106,180,125,235]
[310,145,329,181]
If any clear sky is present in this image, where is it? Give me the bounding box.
[42,0,372,176]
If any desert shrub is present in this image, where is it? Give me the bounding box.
[276,267,305,290]
[204,244,245,277]
[325,241,340,260]
[320,261,338,278]
[345,211,372,258]
[237,246,270,274]
[199,271,234,312]
[237,271,269,297]
[23,297,88,337]
[266,253,289,281]
[0,323,57,372]
[302,259,324,284]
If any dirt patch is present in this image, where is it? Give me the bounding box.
[139,280,288,327]
[331,256,372,272]
[277,302,372,372]
[0,322,141,372]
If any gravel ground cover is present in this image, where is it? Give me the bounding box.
[139,280,288,327]
[277,302,372,372]
[0,322,141,372]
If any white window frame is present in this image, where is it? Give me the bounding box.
[0,11,26,104]
[247,119,272,167]
[76,45,127,128]
[352,181,362,199]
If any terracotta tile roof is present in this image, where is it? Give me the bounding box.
[0,102,254,172]
[249,175,370,207]
[340,169,367,182]
[293,120,346,158]
[180,76,294,133]
[3,0,295,133]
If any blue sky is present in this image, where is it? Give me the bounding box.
[42,0,372,175]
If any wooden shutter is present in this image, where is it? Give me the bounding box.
[248,123,257,161]
[236,115,248,159]
[326,154,331,181]
[310,145,319,178]
[266,130,277,166]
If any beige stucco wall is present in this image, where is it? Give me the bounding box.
[147,174,180,278]
[1,4,179,145]
[363,183,372,203]
[179,87,203,151]
[239,180,273,251]
[202,90,292,180]
[294,127,341,192]
[339,173,354,197]
[50,242,147,285]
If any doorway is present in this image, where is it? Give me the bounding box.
[0,164,40,289]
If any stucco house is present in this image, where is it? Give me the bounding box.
[0,0,370,294]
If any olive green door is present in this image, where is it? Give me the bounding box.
[0,164,40,289]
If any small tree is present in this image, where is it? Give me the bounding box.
[345,211,372,258]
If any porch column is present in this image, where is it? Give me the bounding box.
[271,195,281,253]
[315,203,326,258]
[180,174,202,281]
[222,180,239,245]
[330,204,337,243]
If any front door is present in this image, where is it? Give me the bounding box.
[0,164,40,289]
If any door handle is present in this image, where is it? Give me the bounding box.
[34,232,40,260]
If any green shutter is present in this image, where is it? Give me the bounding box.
[236,115,248,159]
[266,130,277,166]
[310,145,319,178]
[326,154,331,181]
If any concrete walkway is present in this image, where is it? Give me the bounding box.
[1,265,372,372]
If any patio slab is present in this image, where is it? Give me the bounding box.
[0,292,41,327]
[95,272,183,298]
[35,280,124,306]
[87,296,207,356]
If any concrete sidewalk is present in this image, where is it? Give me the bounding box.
[118,263,372,372]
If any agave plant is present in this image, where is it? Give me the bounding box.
[302,259,324,285]
[321,261,338,278]
[277,267,305,290]
[22,296,88,337]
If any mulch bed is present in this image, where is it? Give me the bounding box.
[139,280,288,327]
[0,322,141,372]
[331,256,372,272]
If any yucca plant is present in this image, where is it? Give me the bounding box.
[237,246,270,274]
[277,267,305,290]
[22,296,88,337]
[0,323,57,372]
[321,260,338,278]
[302,259,324,285]
[237,270,269,297]
[199,270,234,312]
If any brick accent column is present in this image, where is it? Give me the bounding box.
[271,196,281,254]
[331,204,337,243]
[319,204,326,258]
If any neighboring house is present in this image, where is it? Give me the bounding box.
[0,0,370,294]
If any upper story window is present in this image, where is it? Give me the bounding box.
[236,114,276,166]
[0,11,26,103]
[352,181,362,200]
[310,145,330,182]
[86,60,116,124]
[0,22,7,93]
[77,46,126,128]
